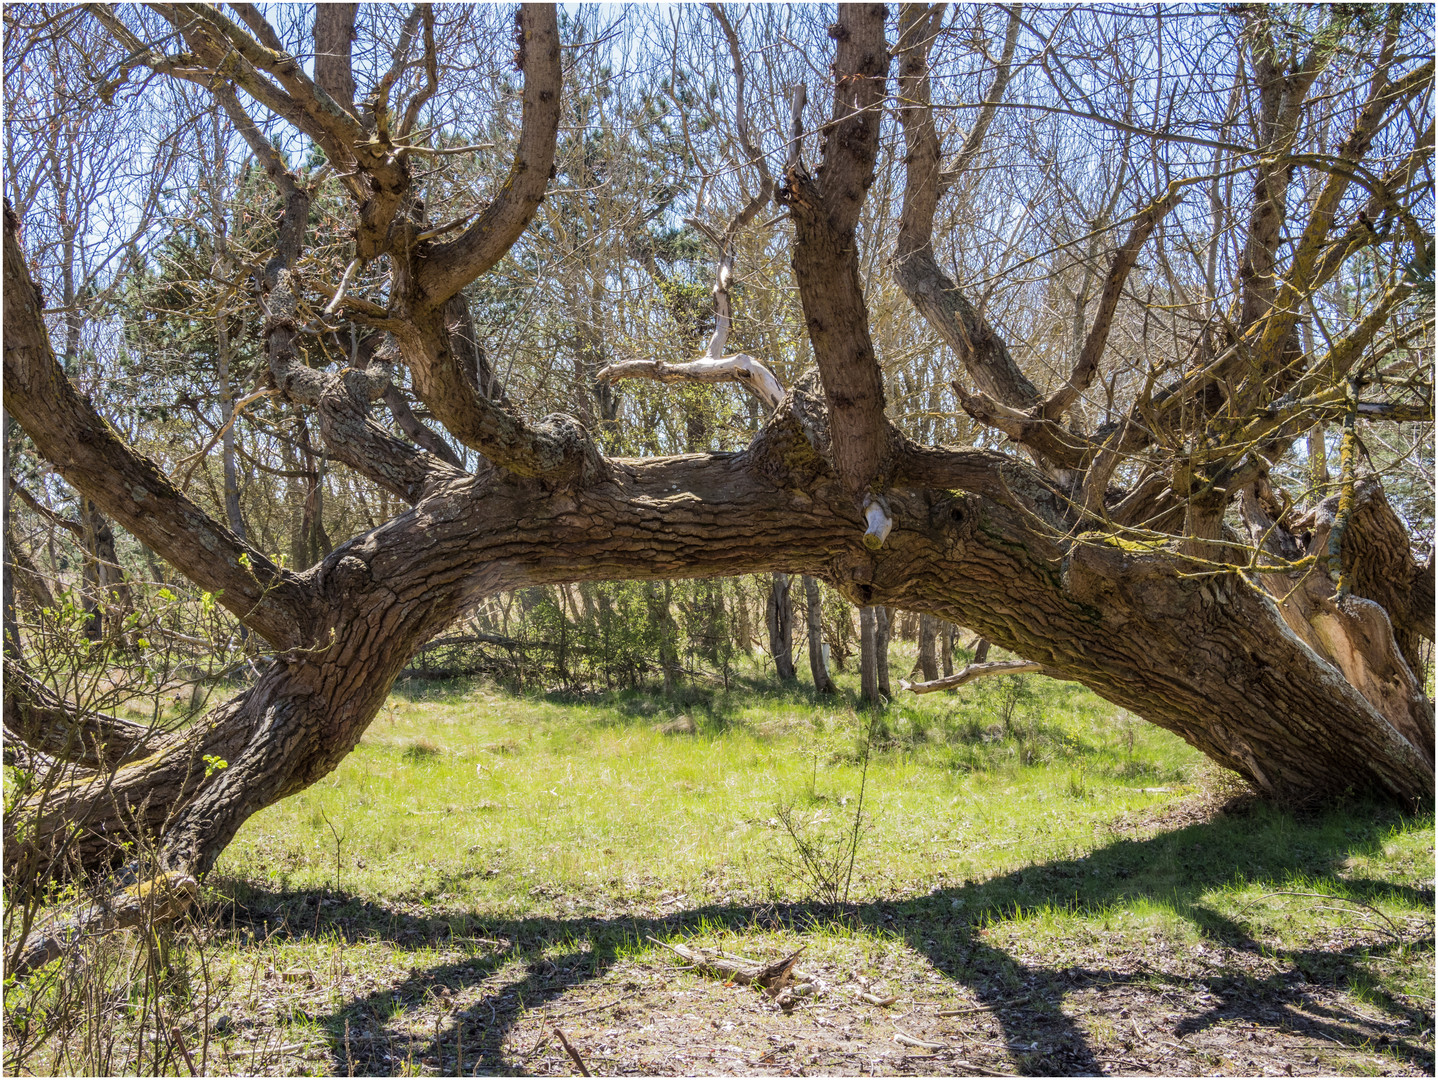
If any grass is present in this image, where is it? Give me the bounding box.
[6,649,1433,1076]
[222,666,1202,910]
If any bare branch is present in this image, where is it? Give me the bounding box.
[1041,183,1185,419]
[597,355,785,413]
[418,4,562,305]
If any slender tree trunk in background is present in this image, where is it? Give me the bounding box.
[913,612,939,681]
[940,622,955,678]
[2,410,16,658]
[733,579,753,654]
[860,606,879,705]
[647,580,680,694]
[7,526,54,614]
[973,637,991,664]
[766,572,796,681]
[875,606,892,697]
[216,310,246,542]
[79,499,106,641]
[1308,425,1330,494]
[803,575,834,695]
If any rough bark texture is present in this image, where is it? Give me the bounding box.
[859,606,879,706]
[875,606,892,698]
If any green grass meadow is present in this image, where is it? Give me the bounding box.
[7,652,1434,1076]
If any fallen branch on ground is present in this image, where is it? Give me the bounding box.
[646,935,818,1005]
[553,1028,591,1077]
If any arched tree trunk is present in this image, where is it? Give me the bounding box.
[3,1,1432,975]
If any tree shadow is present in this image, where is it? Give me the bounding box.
[210,800,1434,1075]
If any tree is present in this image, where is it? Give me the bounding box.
[3,3,1432,967]
[803,575,835,695]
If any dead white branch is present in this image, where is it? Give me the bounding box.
[322,257,361,315]
[788,84,807,171]
[597,354,785,412]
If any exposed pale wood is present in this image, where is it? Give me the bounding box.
[597,354,784,412]
[863,497,894,551]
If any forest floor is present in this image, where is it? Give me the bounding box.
[5,658,1434,1077]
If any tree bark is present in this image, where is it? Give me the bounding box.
[733,579,753,654]
[913,612,939,682]
[803,575,834,696]
[859,606,879,706]
[875,606,892,698]
[2,409,17,658]
[765,572,796,682]
[2,6,1432,937]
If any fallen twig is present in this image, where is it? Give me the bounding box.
[554,1028,591,1076]
[549,995,626,1020]
[894,1029,947,1050]
[645,935,810,994]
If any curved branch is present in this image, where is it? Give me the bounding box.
[901,659,1048,694]
[4,205,310,650]
[417,4,562,304]
[1041,184,1184,419]
[3,659,156,770]
[597,354,785,412]
[893,4,1041,413]
[779,4,891,496]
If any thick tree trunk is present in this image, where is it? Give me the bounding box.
[765,572,796,682]
[3,2,1432,971]
[803,575,834,695]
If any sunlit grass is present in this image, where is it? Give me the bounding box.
[218,650,1207,911]
[13,647,1429,1076]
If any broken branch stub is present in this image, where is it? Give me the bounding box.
[863,496,894,551]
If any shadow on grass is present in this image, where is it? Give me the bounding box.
[211,799,1434,1076]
